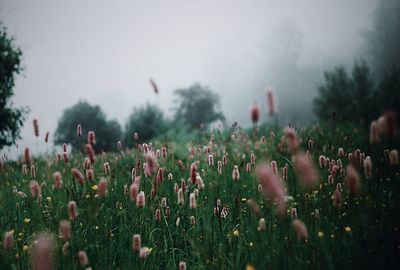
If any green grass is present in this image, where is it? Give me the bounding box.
[1,124,399,269]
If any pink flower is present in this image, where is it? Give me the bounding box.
[130,183,139,202]
[77,125,82,136]
[87,131,96,145]
[145,152,157,175]
[136,191,145,208]
[370,121,379,145]
[266,88,275,115]
[30,232,55,270]
[24,147,31,164]
[345,165,360,197]
[68,201,78,220]
[190,192,197,209]
[155,208,161,221]
[250,102,260,123]
[132,234,141,252]
[71,168,84,184]
[190,162,197,184]
[53,172,62,189]
[292,219,308,241]
[33,119,39,137]
[232,165,240,181]
[78,250,89,266]
[284,127,299,154]
[86,169,94,181]
[293,153,318,188]
[179,261,187,270]
[256,163,286,216]
[97,178,108,197]
[59,220,71,241]
[85,144,96,164]
[178,188,184,206]
[30,180,41,199]
[3,231,13,250]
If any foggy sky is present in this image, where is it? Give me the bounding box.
[0,0,379,158]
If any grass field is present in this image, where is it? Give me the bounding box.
[1,122,400,269]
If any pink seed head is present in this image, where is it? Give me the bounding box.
[78,251,89,266]
[190,192,197,209]
[266,88,275,115]
[33,119,39,137]
[77,125,82,136]
[345,165,360,197]
[53,172,62,189]
[97,178,108,197]
[256,163,286,216]
[292,219,308,241]
[85,169,94,181]
[130,183,139,202]
[85,144,96,164]
[179,261,187,270]
[24,147,31,164]
[71,168,84,184]
[250,102,260,123]
[59,220,71,241]
[155,208,161,221]
[232,165,240,181]
[30,180,41,199]
[132,234,141,252]
[45,131,49,143]
[294,153,318,188]
[3,231,13,250]
[30,232,56,270]
[87,131,96,145]
[136,191,145,208]
[68,201,78,220]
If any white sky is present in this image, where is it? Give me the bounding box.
[0,0,379,158]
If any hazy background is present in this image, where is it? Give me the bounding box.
[0,0,379,157]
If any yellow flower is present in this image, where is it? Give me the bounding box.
[241,198,247,202]
[345,226,352,233]
[233,230,240,237]
[318,231,324,238]
[23,245,29,252]
[24,218,31,224]
[91,185,98,191]
[249,242,254,247]
[246,264,255,270]
[46,196,52,203]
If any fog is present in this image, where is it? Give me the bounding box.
[0,0,379,157]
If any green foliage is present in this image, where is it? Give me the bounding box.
[376,65,400,122]
[313,61,377,124]
[1,124,400,269]
[173,83,225,129]
[124,103,169,146]
[365,0,400,77]
[0,24,28,149]
[54,101,122,152]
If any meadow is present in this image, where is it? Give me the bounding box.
[1,119,400,270]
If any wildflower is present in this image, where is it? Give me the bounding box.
[71,168,84,184]
[266,88,275,115]
[208,154,214,166]
[155,208,161,221]
[85,144,96,164]
[190,192,197,209]
[97,178,107,197]
[78,251,89,266]
[390,150,399,165]
[178,188,184,206]
[132,234,141,252]
[292,219,308,241]
[77,125,82,136]
[176,218,181,227]
[344,226,352,233]
[24,218,31,224]
[179,261,187,270]
[190,216,196,225]
[291,208,298,219]
[333,189,342,208]
[293,153,318,188]
[68,201,78,220]
[30,164,36,179]
[246,264,256,270]
[136,191,145,208]
[232,165,240,181]
[318,231,324,238]
[133,132,139,141]
[284,127,299,154]
[364,157,372,179]
[370,121,379,144]
[33,119,39,137]
[87,131,96,145]
[258,218,266,232]
[30,232,55,270]
[190,162,197,184]
[45,132,49,143]
[130,183,139,202]
[345,165,360,197]
[59,220,71,241]
[161,146,167,159]
[250,102,260,124]
[62,242,70,256]
[24,147,31,164]
[256,163,286,216]
[3,231,13,250]
[233,230,240,237]
[103,162,110,175]
[139,247,150,259]
[30,180,41,199]
[86,169,94,181]
[53,172,62,189]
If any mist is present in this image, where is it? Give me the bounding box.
[0,0,379,158]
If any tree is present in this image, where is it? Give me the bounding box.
[173,83,225,129]
[124,103,168,146]
[365,0,400,77]
[313,61,377,125]
[0,24,28,150]
[54,101,122,152]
